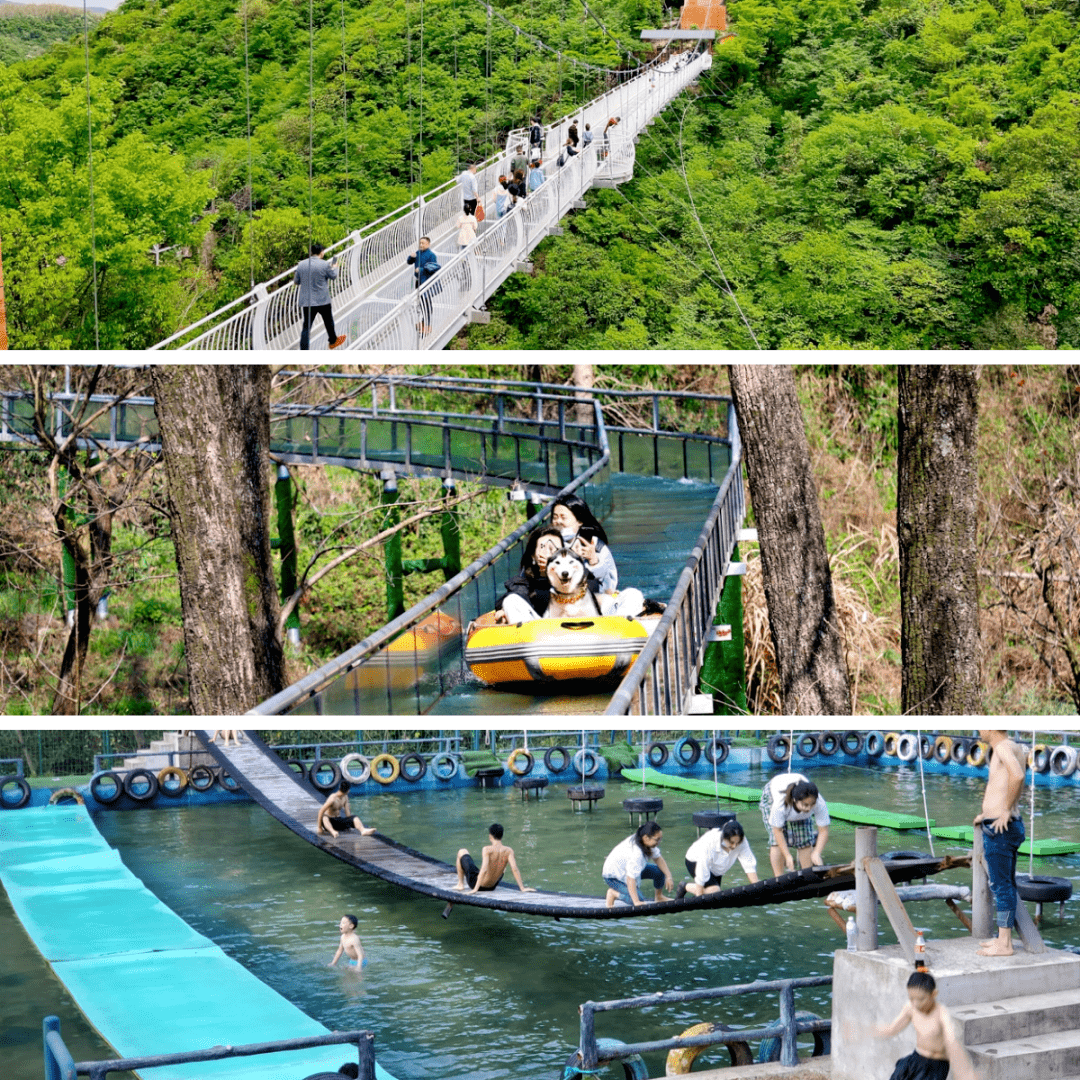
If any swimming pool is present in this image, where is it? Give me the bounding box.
[6,760,1080,1080]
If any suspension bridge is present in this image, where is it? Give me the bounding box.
[146,19,723,351]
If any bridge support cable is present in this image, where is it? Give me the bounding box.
[150,43,711,351]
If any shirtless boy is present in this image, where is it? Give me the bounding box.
[328,913,366,971]
[453,823,536,894]
[877,971,977,1080]
[974,729,1026,956]
[317,781,376,838]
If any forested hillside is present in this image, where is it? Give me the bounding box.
[0,4,99,67]
[0,0,1076,348]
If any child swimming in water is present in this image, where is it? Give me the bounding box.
[328,913,367,971]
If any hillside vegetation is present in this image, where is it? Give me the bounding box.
[0,4,99,67]
[1,0,1076,348]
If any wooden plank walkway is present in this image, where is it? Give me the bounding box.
[196,732,959,920]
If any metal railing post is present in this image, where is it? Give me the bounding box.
[358,1031,376,1080]
[580,1003,598,1071]
[779,982,798,1067]
[43,1017,77,1080]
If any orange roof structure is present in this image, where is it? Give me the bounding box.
[680,0,727,32]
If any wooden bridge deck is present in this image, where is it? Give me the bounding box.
[196,732,959,919]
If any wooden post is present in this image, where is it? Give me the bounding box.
[855,826,878,951]
[866,857,918,963]
[971,826,993,939]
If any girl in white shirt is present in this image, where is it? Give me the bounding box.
[602,821,674,907]
[677,820,759,899]
[759,772,830,876]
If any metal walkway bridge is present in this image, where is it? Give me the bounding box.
[149,48,713,351]
[0,373,745,715]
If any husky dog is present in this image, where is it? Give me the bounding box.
[544,547,602,617]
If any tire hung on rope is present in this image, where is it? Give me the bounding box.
[797,733,820,758]
[399,752,427,782]
[157,766,188,797]
[339,753,371,785]
[817,731,839,757]
[896,733,919,762]
[284,759,308,783]
[919,733,936,761]
[89,770,123,805]
[1050,745,1078,778]
[217,768,242,793]
[864,731,885,758]
[841,731,864,757]
[188,764,216,792]
[673,736,701,768]
[950,737,970,765]
[646,741,669,768]
[766,734,790,764]
[884,732,901,757]
[1028,744,1051,774]
[665,1022,753,1074]
[309,760,342,793]
[967,740,989,768]
[123,768,159,802]
[933,736,954,764]
[507,748,535,776]
[432,753,459,781]
[704,737,729,766]
[544,746,571,773]
[370,754,400,785]
[48,787,85,805]
[1,775,32,808]
[574,748,600,777]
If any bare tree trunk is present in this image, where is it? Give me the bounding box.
[571,363,595,427]
[898,366,980,714]
[150,366,284,714]
[729,364,852,715]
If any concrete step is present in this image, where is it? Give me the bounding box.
[953,988,1080,1044]
[968,1029,1080,1080]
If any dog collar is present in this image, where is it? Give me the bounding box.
[550,583,589,605]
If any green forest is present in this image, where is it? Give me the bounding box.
[0,4,101,66]
[0,0,1076,348]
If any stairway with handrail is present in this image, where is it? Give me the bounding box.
[148,49,713,352]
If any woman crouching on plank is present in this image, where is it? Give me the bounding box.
[677,819,759,899]
[759,772,830,876]
[603,821,674,907]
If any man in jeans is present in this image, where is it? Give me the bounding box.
[975,729,1027,956]
[295,242,346,350]
[457,163,478,216]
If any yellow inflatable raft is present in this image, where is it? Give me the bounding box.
[348,611,461,692]
[465,614,649,685]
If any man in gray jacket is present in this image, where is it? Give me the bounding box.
[295,242,346,350]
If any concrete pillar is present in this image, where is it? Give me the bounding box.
[855,826,879,951]
[971,825,993,939]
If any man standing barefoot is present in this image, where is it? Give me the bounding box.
[975,729,1027,956]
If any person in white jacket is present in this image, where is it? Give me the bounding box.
[677,819,759,899]
[455,210,478,251]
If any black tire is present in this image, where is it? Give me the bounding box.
[1016,874,1073,903]
[400,752,427,782]
[818,731,839,757]
[674,737,701,767]
[841,731,864,756]
[544,746,571,773]
[123,768,159,802]
[284,759,308,783]
[309,759,341,793]
[881,850,925,862]
[704,737,729,765]
[766,734,790,764]
[692,810,737,830]
[797,733,820,758]
[757,1012,829,1062]
[189,764,215,791]
[950,737,970,764]
[865,731,885,758]
[647,741,669,768]
[89,771,123,805]
[217,768,241,793]
[1,775,32,809]
[920,734,935,761]
[622,797,663,813]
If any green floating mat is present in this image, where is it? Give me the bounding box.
[929,824,1080,856]
[623,768,933,831]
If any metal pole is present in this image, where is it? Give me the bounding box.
[441,478,461,580]
[855,826,879,951]
[778,982,798,1067]
[381,473,404,620]
[358,1032,376,1080]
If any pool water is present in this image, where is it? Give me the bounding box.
[6,760,1080,1080]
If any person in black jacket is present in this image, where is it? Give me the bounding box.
[497,527,563,621]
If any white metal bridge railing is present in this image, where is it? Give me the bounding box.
[149,50,712,352]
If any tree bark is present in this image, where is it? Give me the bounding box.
[571,363,595,427]
[729,364,852,715]
[150,365,284,714]
[898,366,980,715]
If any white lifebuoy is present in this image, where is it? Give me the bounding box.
[340,753,371,784]
[896,733,919,762]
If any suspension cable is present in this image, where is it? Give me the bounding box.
[243,0,255,288]
[82,0,100,348]
[341,0,351,233]
[418,0,424,193]
[307,0,315,257]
